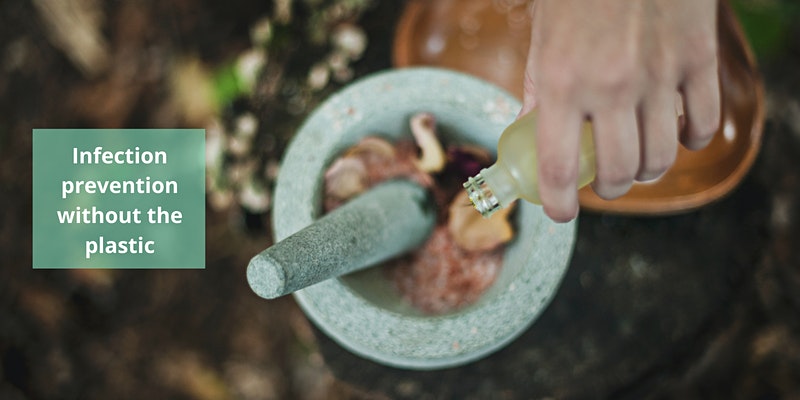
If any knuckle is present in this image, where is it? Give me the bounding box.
[597,63,637,92]
[539,159,578,188]
[540,63,577,95]
[645,50,677,84]
[590,62,641,104]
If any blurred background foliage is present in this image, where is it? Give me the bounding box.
[731,0,800,62]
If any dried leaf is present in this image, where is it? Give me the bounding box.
[448,192,514,252]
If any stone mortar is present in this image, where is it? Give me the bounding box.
[271,67,576,369]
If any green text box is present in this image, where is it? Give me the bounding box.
[33,129,205,269]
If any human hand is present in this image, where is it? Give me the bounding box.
[521,0,721,222]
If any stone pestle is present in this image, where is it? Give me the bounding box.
[247,180,436,299]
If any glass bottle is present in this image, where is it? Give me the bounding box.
[463,111,596,217]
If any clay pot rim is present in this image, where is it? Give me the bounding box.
[392,0,766,215]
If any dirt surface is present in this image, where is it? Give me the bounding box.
[1,0,800,399]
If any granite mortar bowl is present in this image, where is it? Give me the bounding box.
[273,67,576,370]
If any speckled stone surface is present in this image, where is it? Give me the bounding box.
[271,68,577,369]
[247,180,435,299]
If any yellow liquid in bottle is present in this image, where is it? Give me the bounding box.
[464,111,596,217]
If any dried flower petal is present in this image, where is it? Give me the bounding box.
[448,192,514,252]
[344,136,396,159]
[410,112,446,173]
[447,145,493,178]
[324,157,368,200]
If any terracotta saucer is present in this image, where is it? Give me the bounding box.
[393,0,764,215]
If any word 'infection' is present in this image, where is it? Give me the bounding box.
[73,146,167,165]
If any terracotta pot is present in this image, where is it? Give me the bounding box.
[393,0,764,215]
